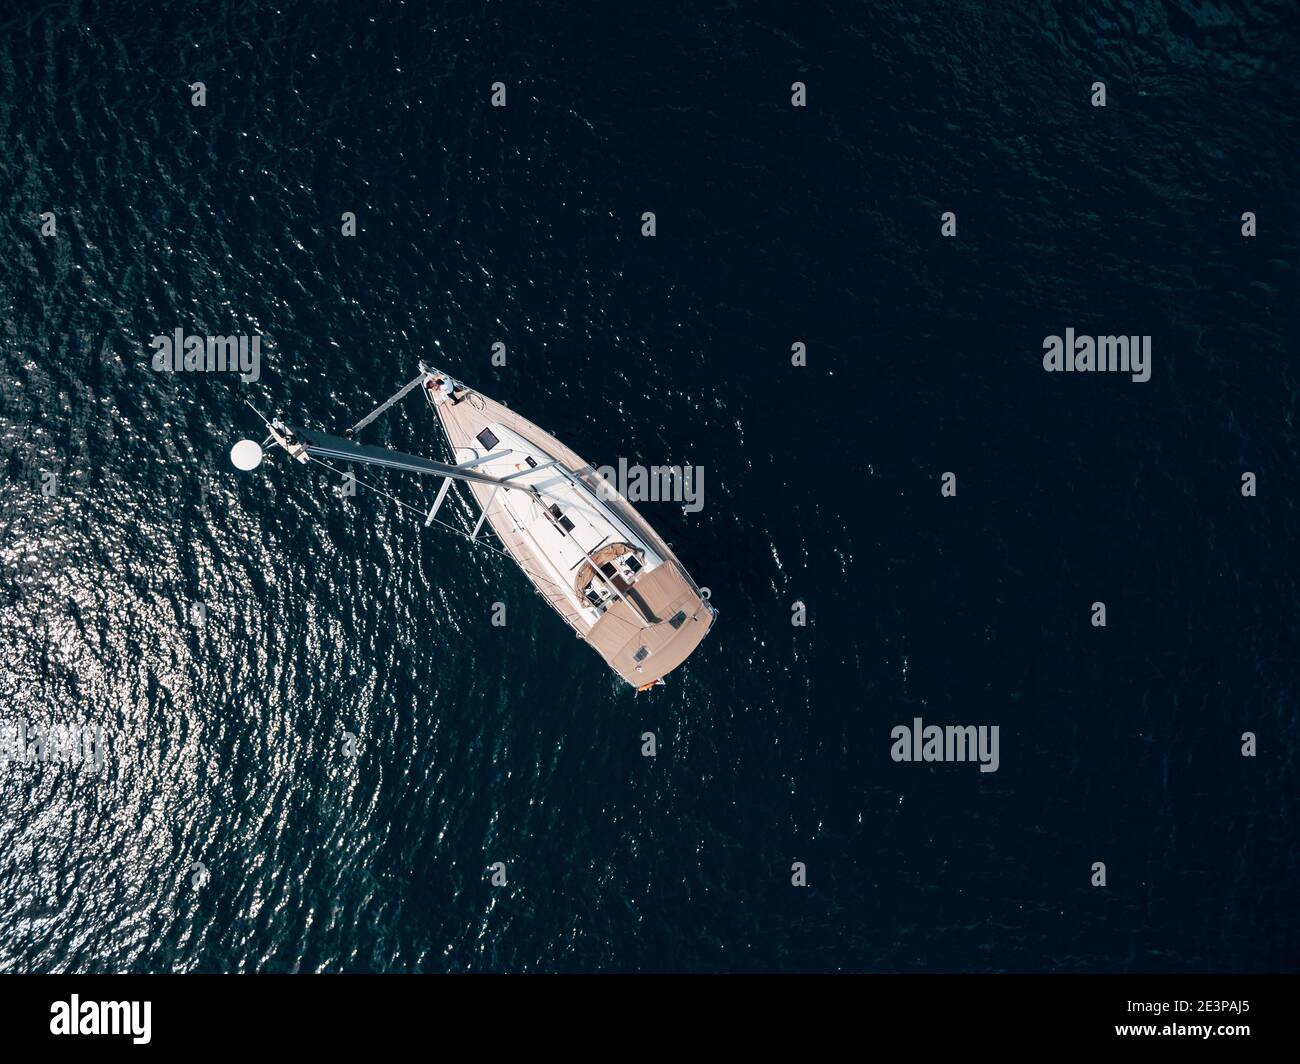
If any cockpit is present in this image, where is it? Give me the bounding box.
[577,544,644,611]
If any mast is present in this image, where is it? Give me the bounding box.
[272,422,524,493]
[252,393,653,625]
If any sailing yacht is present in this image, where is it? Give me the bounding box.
[238,366,716,689]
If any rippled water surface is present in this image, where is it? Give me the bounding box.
[1,1,1297,971]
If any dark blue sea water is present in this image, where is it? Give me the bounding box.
[1,1,1297,972]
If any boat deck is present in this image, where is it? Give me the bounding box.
[425,373,715,687]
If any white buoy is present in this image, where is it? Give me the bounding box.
[230,439,264,470]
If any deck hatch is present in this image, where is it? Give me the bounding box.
[546,503,575,533]
[633,646,650,663]
[669,610,687,630]
[476,427,500,451]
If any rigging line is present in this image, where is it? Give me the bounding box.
[305,454,583,624]
[240,397,277,447]
[301,452,518,566]
[301,457,591,640]
[240,397,273,429]
[238,400,579,619]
